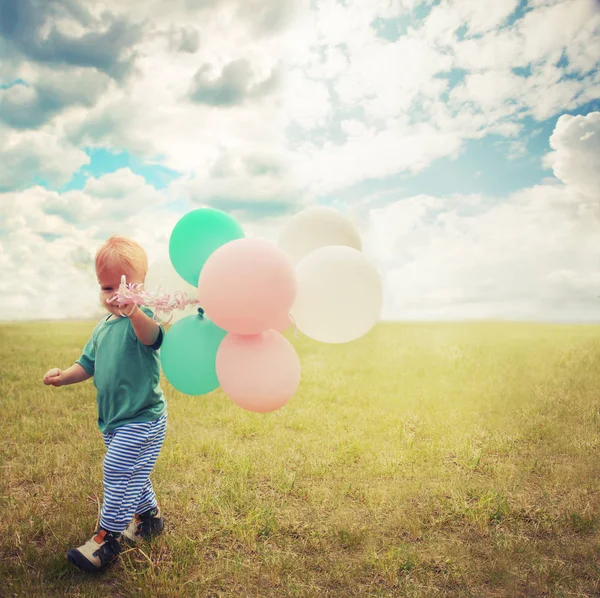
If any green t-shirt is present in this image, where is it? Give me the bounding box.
[76,307,167,433]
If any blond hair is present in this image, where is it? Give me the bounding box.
[95,236,148,280]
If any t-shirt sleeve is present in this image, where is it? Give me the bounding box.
[149,326,164,350]
[140,307,164,351]
[76,333,96,375]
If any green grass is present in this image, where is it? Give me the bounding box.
[1,320,599,597]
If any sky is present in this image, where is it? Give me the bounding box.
[0,0,599,322]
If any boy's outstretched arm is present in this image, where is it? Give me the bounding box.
[43,364,92,387]
[128,306,161,346]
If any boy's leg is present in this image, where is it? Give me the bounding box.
[67,413,167,572]
[122,477,164,544]
[100,413,167,533]
[67,429,119,572]
[135,477,158,515]
[122,415,168,543]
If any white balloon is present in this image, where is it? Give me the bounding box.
[145,259,200,324]
[291,246,382,344]
[278,206,362,265]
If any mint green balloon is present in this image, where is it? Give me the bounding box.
[169,208,245,286]
[160,312,227,396]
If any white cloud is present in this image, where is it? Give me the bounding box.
[0,187,73,240]
[0,176,193,320]
[450,70,522,113]
[0,189,100,320]
[448,65,600,123]
[39,169,168,228]
[459,0,520,35]
[523,67,600,122]
[314,0,376,49]
[547,112,600,201]
[446,0,599,121]
[519,0,599,69]
[284,69,333,129]
[169,145,305,218]
[364,185,599,321]
[83,169,166,217]
[0,126,89,191]
[452,0,599,72]
[424,0,519,40]
[59,12,290,173]
[294,122,464,197]
[336,34,452,121]
[359,113,600,322]
[12,0,594,202]
[0,66,112,129]
[452,30,523,72]
[277,0,598,196]
[528,0,564,6]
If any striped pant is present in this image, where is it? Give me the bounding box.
[99,413,167,533]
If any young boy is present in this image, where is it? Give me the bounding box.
[43,236,168,573]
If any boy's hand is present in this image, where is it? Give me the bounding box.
[43,368,64,387]
[105,275,136,317]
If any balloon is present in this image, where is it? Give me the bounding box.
[169,208,245,287]
[278,206,363,265]
[291,245,382,344]
[145,259,200,324]
[198,238,297,335]
[216,330,301,413]
[159,313,227,395]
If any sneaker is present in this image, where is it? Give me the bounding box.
[67,528,121,573]
[122,506,164,544]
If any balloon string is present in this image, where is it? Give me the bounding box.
[109,279,200,324]
[289,313,299,339]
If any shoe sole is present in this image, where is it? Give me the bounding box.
[67,549,105,573]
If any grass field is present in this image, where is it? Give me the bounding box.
[1,320,599,597]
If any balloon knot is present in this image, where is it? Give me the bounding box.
[197,307,205,318]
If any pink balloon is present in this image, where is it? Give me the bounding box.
[198,238,297,335]
[216,330,301,413]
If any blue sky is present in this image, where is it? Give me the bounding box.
[340,97,600,202]
[17,94,600,202]
[59,149,181,192]
[0,0,599,321]
[45,94,599,211]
